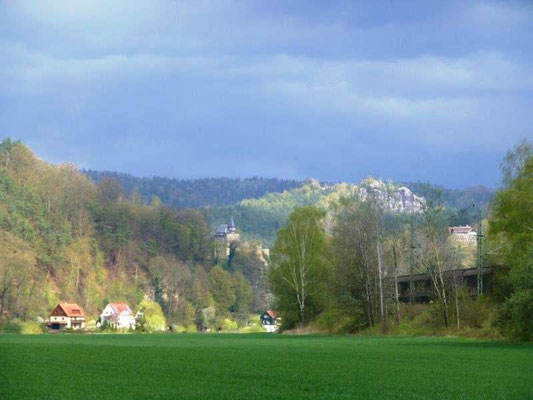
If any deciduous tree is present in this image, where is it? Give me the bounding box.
[489,141,533,339]
[269,206,328,326]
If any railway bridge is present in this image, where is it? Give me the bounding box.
[396,267,495,303]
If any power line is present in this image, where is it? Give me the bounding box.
[473,204,484,296]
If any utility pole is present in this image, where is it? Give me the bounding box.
[409,219,415,304]
[473,204,484,296]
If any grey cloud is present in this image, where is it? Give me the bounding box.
[0,0,532,187]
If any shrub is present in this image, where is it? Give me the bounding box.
[171,324,196,333]
[172,324,186,333]
[197,307,216,331]
[241,324,265,333]
[240,318,265,333]
[219,318,238,332]
[460,296,497,329]
[395,304,442,336]
[20,321,45,335]
[0,319,22,333]
[312,309,363,334]
[136,300,167,332]
[278,309,300,331]
[498,290,533,341]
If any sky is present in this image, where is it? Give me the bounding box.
[1,0,532,188]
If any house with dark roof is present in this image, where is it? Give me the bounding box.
[98,302,136,329]
[260,310,281,333]
[49,303,86,330]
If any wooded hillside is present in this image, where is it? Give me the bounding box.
[0,140,267,330]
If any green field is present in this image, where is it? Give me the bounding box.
[1,334,532,400]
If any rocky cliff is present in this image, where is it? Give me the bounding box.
[357,178,425,213]
[208,177,426,246]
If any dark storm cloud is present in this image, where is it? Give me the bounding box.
[1,0,532,187]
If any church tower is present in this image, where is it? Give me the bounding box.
[228,216,236,233]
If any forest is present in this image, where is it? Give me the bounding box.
[0,139,268,332]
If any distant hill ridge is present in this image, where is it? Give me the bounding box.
[84,171,494,246]
[83,170,303,209]
[84,170,493,212]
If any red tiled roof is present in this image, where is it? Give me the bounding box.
[58,303,85,317]
[266,310,279,319]
[109,303,131,314]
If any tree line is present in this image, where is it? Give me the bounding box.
[84,170,302,209]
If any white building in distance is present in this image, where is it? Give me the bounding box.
[448,225,477,245]
[98,302,136,329]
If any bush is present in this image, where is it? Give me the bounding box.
[85,319,97,331]
[99,319,115,331]
[171,324,197,333]
[0,320,46,334]
[278,309,300,331]
[498,289,533,341]
[395,304,442,336]
[240,318,265,333]
[171,324,186,333]
[241,324,265,333]
[0,319,22,333]
[312,309,367,334]
[219,318,238,332]
[20,321,45,335]
[136,300,167,332]
[460,296,497,329]
[196,307,216,331]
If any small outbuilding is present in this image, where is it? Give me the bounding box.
[260,310,281,333]
[49,303,86,330]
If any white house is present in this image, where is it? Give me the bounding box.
[98,302,136,329]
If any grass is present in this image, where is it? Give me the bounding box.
[1,334,532,399]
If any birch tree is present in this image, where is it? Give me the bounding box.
[269,206,327,326]
[416,198,456,327]
[385,233,406,325]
